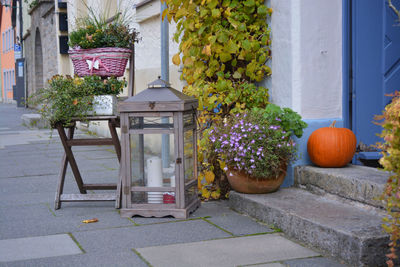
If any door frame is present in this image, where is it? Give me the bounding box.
[342,0,352,130]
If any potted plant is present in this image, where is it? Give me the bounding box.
[28,75,126,127]
[211,104,307,194]
[68,7,139,77]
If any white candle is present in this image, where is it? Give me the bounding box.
[147,157,163,187]
[146,157,163,203]
[170,175,175,187]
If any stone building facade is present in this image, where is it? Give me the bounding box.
[24,0,58,97]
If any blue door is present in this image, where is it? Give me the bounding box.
[352,0,400,161]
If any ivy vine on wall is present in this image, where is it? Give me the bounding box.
[376,92,400,267]
[162,0,272,199]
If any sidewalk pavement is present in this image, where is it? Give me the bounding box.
[0,103,347,267]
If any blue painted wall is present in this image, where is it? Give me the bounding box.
[281,118,344,187]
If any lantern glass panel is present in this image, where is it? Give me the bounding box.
[130,132,176,204]
[183,113,195,127]
[130,116,173,130]
[184,129,195,183]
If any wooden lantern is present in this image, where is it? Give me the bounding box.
[118,78,200,218]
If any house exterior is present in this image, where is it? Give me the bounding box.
[23,0,69,98]
[13,0,400,185]
[1,0,15,103]
[133,0,400,186]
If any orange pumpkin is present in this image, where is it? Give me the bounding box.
[307,121,357,167]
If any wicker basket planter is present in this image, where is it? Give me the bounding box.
[69,47,131,77]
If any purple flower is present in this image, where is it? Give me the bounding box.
[250,159,255,163]
[234,157,240,162]
[275,117,282,121]
[223,166,228,171]
[251,165,256,169]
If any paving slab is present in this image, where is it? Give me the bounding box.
[0,192,54,207]
[0,130,54,149]
[136,233,320,267]
[229,188,388,266]
[0,234,81,262]
[0,203,133,239]
[0,250,148,267]
[245,263,285,267]
[72,219,231,254]
[283,257,347,267]
[205,212,275,236]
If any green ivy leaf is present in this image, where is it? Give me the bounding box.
[243,0,255,7]
[226,40,238,54]
[233,71,241,79]
[242,40,251,51]
[257,5,268,15]
[217,32,229,43]
[220,53,232,62]
[211,9,221,18]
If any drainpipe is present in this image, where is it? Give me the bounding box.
[161,1,170,168]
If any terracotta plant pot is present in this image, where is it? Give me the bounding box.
[226,165,287,194]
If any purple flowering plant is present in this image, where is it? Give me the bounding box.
[211,107,306,179]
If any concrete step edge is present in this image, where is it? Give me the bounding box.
[228,188,389,267]
[294,165,389,209]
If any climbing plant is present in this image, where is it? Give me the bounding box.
[375,92,400,267]
[162,0,272,199]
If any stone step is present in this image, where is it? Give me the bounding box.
[229,188,389,267]
[294,165,389,209]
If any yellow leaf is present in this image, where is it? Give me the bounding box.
[205,171,215,183]
[202,188,211,199]
[202,45,211,56]
[198,152,204,162]
[82,218,98,223]
[172,53,181,65]
[218,160,226,171]
[162,8,169,21]
[211,191,220,199]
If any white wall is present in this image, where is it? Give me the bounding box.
[270,0,342,119]
[133,0,185,93]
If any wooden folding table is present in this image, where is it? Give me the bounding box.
[54,116,122,209]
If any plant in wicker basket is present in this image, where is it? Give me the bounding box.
[68,6,139,77]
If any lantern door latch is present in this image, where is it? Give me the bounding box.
[176,158,182,164]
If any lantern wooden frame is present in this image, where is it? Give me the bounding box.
[118,78,200,218]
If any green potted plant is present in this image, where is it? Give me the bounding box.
[211,104,307,194]
[28,75,126,127]
[68,7,139,77]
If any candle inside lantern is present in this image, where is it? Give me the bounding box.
[163,175,176,204]
[146,157,163,203]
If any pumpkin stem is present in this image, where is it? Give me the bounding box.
[329,120,337,128]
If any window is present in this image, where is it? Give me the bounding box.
[2,33,4,53]
[5,31,8,52]
[11,29,13,50]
